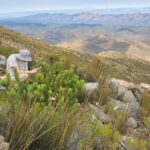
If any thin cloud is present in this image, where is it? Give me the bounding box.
[0,0,150,13]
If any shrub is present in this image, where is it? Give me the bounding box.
[125,137,147,150]
[2,62,85,106]
[6,99,80,150]
[104,100,128,134]
[0,61,85,149]
[89,123,120,150]
[141,90,150,117]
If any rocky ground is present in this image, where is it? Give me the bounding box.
[67,79,150,150]
[0,52,150,149]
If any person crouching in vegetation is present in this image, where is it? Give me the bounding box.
[6,49,39,80]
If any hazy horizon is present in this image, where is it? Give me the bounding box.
[0,0,150,13]
[0,6,150,14]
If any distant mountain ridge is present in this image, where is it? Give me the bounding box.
[1,12,150,26]
[1,7,150,19]
[0,8,150,63]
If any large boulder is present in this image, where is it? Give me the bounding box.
[84,82,99,102]
[110,78,142,99]
[110,78,127,98]
[121,90,140,118]
[112,100,139,119]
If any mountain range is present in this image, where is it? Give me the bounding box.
[0,8,150,62]
[1,7,150,18]
[1,12,150,26]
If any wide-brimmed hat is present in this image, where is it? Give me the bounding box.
[16,49,32,62]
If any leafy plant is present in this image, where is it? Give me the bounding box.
[0,61,85,150]
[125,137,147,150]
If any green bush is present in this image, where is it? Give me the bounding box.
[0,61,85,150]
[125,137,147,150]
[2,62,85,106]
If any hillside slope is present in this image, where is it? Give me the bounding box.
[0,25,94,71]
[98,51,150,83]
[57,34,130,53]
[127,42,150,62]
[0,26,150,83]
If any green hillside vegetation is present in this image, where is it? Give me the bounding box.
[0,61,149,150]
[0,26,150,83]
[0,26,98,81]
[98,52,150,84]
[0,26,150,149]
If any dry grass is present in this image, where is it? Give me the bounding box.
[6,100,79,150]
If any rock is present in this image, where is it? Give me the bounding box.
[110,78,127,98]
[140,83,150,90]
[0,136,4,143]
[89,104,109,124]
[113,100,128,111]
[110,78,129,88]
[121,90,137,103]
[66,123,92,150]
[112,100,139,118]
[121,90,140,118]
[84,83,99,102]
[99,111,110,123]
[85,82,99,92]
[126,117,138,128]
[0,86,6,91]
[132,90,142,103]
[0,142,9,150]
[110,78,142,99]
[89,104,99,115]
[0,135,9,150]
[128,102,140,119]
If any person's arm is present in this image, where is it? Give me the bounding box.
[17,67,40,74]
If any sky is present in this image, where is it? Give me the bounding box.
[0,0,150,13]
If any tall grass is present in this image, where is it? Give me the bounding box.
[5,99,80,150]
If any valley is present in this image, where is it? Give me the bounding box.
[0,9,150,62]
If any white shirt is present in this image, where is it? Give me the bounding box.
[7,54,28,79]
